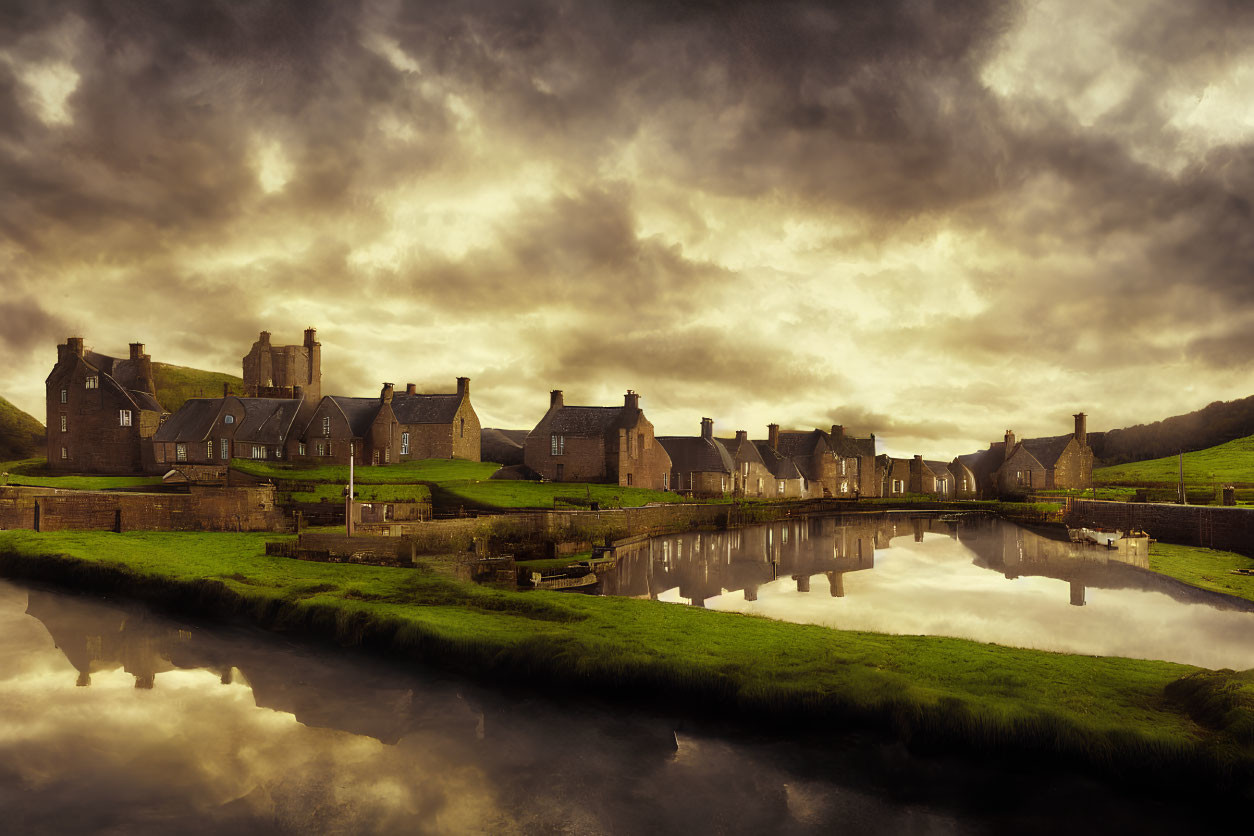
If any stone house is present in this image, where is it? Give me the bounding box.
[46,338,165,474]
[657,419,737,497]
[754,427,812,498]
[828,425,879,498]
[242,329,321,401]
[878,455,914,497]
[717,431,774,498]
[963,414,1094,497]
[292,389,396,466]
[151,396,307,467]
[523,390,671,489]
[947,459,978,498]
[391,378,480,461]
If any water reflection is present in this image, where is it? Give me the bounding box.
[603,514,1254,669]
[0,579,1233,833]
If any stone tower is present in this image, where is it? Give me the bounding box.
[242,328,321,401]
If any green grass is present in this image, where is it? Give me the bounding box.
[435,479,684,509]
[231,458,498,484]
[516,551,599,571]
[1149,542,1254,603]
[0,457,165,490]
[1096,433,1254,487]
[1,528,1253,797]
[287,483,432,503]
[151,363,244,414]
[0,396,43,461]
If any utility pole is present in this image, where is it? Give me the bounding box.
[346,441,355,536]
[1178,451,1187,505]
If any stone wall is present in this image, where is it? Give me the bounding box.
[0,485,285,532]
[1066,499,1254,556]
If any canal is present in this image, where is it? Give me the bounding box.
[601,514,1254,669]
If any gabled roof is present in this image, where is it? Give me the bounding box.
[154,398,223,443]
[717,436,766,467]
[128,390,163,412]
[236,398,303,444]
[775,430,825,459]
[832,435,874,459]
[1021,435,1074,467]
[656,436,735,474]
[327,397,384,437]
[754,442,804,480]
[547,405,628,435]
[392,393,461,425]
[922,460,953,477]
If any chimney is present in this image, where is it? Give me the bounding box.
[624,389,639,411]
[259,330,271,344]
[406,383,416,395]
[67,336,84,357]
[129,343,145,360]
[457,377,469,397]
[381,383,394,404]
[768,424,780,451]
[1004,430,1016,460]
[304,327,317,347]
[1073,412,1088,446]
[701,417,713,440]
[735,430,747,443]
[831,424,845,443]
[223,383,231,397]
[550,389,564,409]
[912,454,923,474]
[130,343,155,395]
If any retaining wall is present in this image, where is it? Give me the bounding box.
[1066,499,1254,556]
[0,485,286,533]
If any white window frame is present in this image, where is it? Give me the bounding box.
[60,446,67,460]
[322,416,331,436]
[298,442,306,456]
[401,432,409,455]
[206,440,214,458]
[221,438,229,459]
[176,444,187,462]
[252,444,265,459]
[551,434,564,456]
[85,375,98,389]
[224,414,235,425]
[60,388,67,404]
[60,414,67,433]
[893,479,904,494]
[777,480,785,495]
[119,409,132,427]
[840,480,849,494]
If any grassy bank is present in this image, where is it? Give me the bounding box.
[0,530,1251,797]
[0,458,165,490]
[1149,542,1254,604]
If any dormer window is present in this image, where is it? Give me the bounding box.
[224,415,235,425]
[85,375,98,389]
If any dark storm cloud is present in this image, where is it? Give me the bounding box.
[823,406,961,444]
[0,296,67,353]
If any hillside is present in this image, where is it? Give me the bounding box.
[1094,433,1254,486]
[1088,394,1254,465]
[152,363,244,413]
[0,397,44,460]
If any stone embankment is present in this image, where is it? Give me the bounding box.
[1065,499,1254,556]
[0,485,285,532]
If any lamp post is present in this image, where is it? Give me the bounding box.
[346,442,355,536]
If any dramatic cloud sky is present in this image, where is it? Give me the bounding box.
[2,0,1252,457]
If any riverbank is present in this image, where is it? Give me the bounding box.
[1,529,1251,800]
[1149,542,1254,603]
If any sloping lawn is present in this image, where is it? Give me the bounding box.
[0,458,165,490]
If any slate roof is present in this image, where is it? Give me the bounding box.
[391,393,461,425]
[153,398,222,443]
[754,442,804,480]
[237,398,303,444]
[128,390,163,412]
[775,430,823,459]
[716,437,766,466]
[923,460,952,478]
[1020,435,1073,467]
[328,397,384,437]
[656,437,735,474]
[546,406,629,435]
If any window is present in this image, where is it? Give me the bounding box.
[252,445,265,459]
[85,375,98,389]
[60,414,67,433]
[841,480,849,494]
[626,432,634,457]
[384,446,390,463]
[206,440,214,459]
[176,444,187,462]
[551,434,564,456]
[756,478,763,493]
[962,478,969,491]
[663,473,669,490]
[373,449,380,465]
[627,473,634,486]
[893,479,904,494]
[840,459,846,476]
[60,446,67,460]
[298,442,306,456]
[401,432,409,455]
[938,479,947,494]
[275,447,282,459]
[322,416,331,436]
[119,410,132,427]
[460,418,465,438]
[221,438,229,459]
[720,477,725,492]
[224,414,235,425]
[60,388,67,404]
[316,441,325,456]
[777,480,785,495]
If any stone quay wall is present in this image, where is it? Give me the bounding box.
[1065,499,1254,556]
[0,485,286,533]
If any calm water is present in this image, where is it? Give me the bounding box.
[602,514,1254,669]
[0,576,1228,834]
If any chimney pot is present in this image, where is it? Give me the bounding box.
[624,389,639,411]
[67,337,85,357]
[701,417,713,439]
[304,327,317,346]
[259,331,271,343]
[129,343,145,360]
[406,383,416,395]
[1073,412,1088,446]
[768,423,780,451]
[457,377,469,397]
[735,430,747,443]
[550,389,564,409]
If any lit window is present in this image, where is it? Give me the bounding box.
[322,416,331,436]
[275,447,282,459]
[85,375,98,389]
[384,446,390,463]
[840,480,849,493]
[207,440,214,458]
[551,434,564,456]
[252,445,265,459]
[401,432,409,455]
[176,444,187,462]
[60,414,67,433]
[224,414,235,425]
[298,442,306,456]
[777,480,784,495]
[221,438,229,459]
[119,410,132,427]
[60,388,67,404]
[840,460,846,475]
[316,441,325,456]
[60,447,67,460]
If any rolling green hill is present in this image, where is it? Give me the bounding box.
[152,363,243,413]
[1094,433,1254,486]
[0,397,44,460]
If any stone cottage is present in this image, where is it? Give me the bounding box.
[657,418,737,497]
